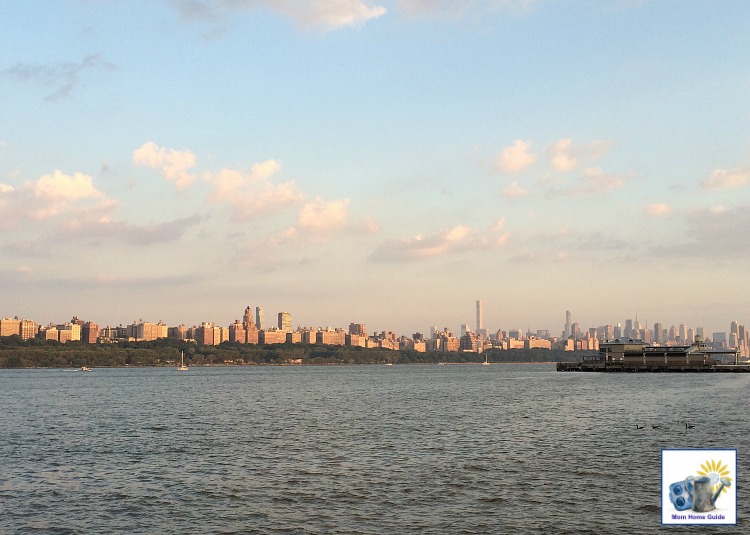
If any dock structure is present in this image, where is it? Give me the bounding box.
[557,337,749,373]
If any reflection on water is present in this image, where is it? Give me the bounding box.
[1,365,747,533]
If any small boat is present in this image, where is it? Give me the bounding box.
[482,354,490,365]
[178,351,188,371]
[80,366,92,372]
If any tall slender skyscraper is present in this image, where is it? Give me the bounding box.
[564,311,572,339]
[476,300,483,333]
[256,306,264,330]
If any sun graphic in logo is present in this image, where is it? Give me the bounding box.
[697,459,732,495]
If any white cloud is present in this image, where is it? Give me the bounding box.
[297,197,350,231]
[700,168,750,190]
[496,140,536,173]
[0,170,112,229]
[646,203,671,216]
[502,181,528,198]
[203,160,303,221]
[547,138,610,172]
[35,169,103,200]
[370,220,508,262]
[133,142,197,191]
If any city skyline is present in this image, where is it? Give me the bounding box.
[2,304,747,347]
[2,2,750,337]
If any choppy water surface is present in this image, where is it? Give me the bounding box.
[1,364,747,534]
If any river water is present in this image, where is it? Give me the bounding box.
[1,364,747,534]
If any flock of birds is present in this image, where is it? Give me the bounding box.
[635,423,695,430]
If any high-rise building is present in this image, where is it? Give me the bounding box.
[349,323,367,336]
[476,300,483,333]
[653,322,663,344]
[243,306,254,326]
[256,306,264,330]
[278,311,292,333]
[564,310,572,339]
[81,322,99,343]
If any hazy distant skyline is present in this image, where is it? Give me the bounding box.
[2,1,749,336]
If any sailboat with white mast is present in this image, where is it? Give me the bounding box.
[178,350,188,371]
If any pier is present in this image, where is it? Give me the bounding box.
[557,336,748,373]
[556,362,750,373]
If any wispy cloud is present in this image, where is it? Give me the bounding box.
[171,0,387,30]
[650,205,750,259]
[369,219,508,262]
[297,197,350,231]
[3,54,115,101]
[133,142,197,191]
[545,167,629,197]
[547,138,609,172]
[397,0,538,18]
[502,180,528,199]
[645,203,671,216]
[700,168,750,190]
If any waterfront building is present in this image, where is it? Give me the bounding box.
[346,333,367,347]
[0,317,21,337]
[82,322,99,344]
[194,322,215,345]
[57,322,81,342]
[259,329,287,345]
[459,332,481,352]
[229,320,245,343]
[278,311,292,333]
[301,329,317,344]
[286,331,302,344]
[526,338,552,350]
[349,323,367,336]
[134,321,166,341]
[317,329,346,346]
[19,319,35,340]
[168,324,189,340]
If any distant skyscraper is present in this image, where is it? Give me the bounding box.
[243,306,253,326]
[278,311,292,333]
[476,300,483,333]
[653,322,663,344]
[256,306,264,330]
[564,311,572,339]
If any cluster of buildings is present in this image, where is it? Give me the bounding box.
[1,302,748,357]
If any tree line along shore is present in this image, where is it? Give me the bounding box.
[0,336,591,368]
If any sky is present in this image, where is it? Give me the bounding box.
[1,0,750,338]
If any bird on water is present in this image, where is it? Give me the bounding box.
[635,425,644,429]
[686,423,695,429]
[652,424,661,429]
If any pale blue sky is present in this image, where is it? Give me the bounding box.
[1,1,749,337]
